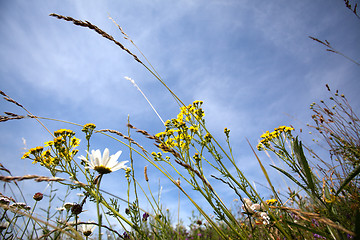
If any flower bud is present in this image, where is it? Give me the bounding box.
[33,192,43,201]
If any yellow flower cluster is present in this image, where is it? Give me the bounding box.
[265,198,278,205]
[175,101,204,126]
[156,101,204,153]
[82,123,96,130]
[54,129,75,137]
[22,128,80,168]
[257,126,294,150]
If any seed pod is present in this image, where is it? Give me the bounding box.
[144,166,149,182]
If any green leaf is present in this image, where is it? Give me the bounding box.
[336,163,360,196]
[270,165,307,191]
[292,137,317,195]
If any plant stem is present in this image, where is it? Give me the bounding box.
[97,174,103,240]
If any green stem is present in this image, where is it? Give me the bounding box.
[19,201,38,239]
[97,174,103,240]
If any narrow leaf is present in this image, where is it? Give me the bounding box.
[270,165,307,191]
[293,138,317,195]
[336,164,360,196]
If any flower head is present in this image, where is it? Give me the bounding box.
[81,222,95,237]
[142,212,150,221]
[79,148,128,174]
[63,202,75,211]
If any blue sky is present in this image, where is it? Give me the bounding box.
[1,0,360,232]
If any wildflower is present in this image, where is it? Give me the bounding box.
[70,137,80,148]
[204,133,212,142]
[312,218,319,227]
[54,136,65,146]
[313,233,326,239]
[54,129,75,137]
[71,203,82,215]
[82,123,96,132]
[250,203,261,211]
[224,127,230,137]
[125,208,130,215]
[164,120,171,126]
[21,152,30,159]
[259,212,270,225]
[266,199,277,205]
[33,192,43,201]
[41,150,56,167]
[189,126,198,134]
[63,202,75,211]
[142,212,150,221]
[78,148,128,174]
[242,198,254,213]
[125,167,131,180]
[123,231,130,239]
[81,222,95,237]
[44,140,54,147]
[193,153,201,162]
[347,233,354,239]
[324,194,336,203]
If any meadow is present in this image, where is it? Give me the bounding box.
[1,4,360,240]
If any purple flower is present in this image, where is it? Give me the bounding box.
[347,234,353,239]
[312,219,319,227]
[313,233,326,239]
[123,231,130,239]
[142,212,150,221]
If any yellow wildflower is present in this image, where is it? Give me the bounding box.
[265,199,277,205]
[284,126,294,132]
[21,152,30,159]
[28,148,36,154]
[260,131,270,139]
[166,129,175,135]
[70,137,80,148]
[189,126,198,133]
[41,150,56,167]
[324,194,336,203]
[44,141,54,147]
[54,129,75,137]
[54,136,65,145]
[83,123,96,130]
[155,132,166,138]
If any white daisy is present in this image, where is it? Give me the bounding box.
[79,148,128,174]
[81,222,95,236]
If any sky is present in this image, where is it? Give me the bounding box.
[0,0,360,234]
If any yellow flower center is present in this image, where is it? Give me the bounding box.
[94,166,112,174]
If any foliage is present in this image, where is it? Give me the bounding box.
[0,6,359,240]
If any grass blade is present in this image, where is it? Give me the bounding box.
[336,163,360,196]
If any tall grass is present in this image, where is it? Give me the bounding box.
[0,9,359,240]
